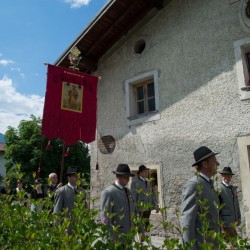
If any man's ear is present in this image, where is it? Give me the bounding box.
[202,161,208,169]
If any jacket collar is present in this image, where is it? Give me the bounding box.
[199,173,211,183]
[113,181,124,190]
[222,181,231,188]
[139,177,146,182]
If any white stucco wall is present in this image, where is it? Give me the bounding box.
[91,0,250,236]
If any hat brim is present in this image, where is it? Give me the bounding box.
[138,168,150,173]
[192,152,219,167]
[219,171,235,175]
[112,171,135,177]
[66,172,78,176]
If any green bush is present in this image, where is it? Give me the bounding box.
[0,186,249,250]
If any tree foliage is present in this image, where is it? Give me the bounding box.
[4,115,90,189]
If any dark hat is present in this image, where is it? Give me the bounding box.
[112,164,135,177]
[138,165,149,173]
[66,166,78,176]
[192,146,219,167]
[35,178,42,184]
[219,167,235,175]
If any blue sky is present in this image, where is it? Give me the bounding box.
[0,0,108,134]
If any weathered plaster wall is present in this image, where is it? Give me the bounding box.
[91,0,250,236]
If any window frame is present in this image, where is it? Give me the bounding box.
[133,79,156,117]
[234,37,250,100]
[125,70,160,126]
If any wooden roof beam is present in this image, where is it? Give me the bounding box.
[151,0,164,9]
[84,0,138,57]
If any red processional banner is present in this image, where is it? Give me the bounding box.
[41,64,98,145]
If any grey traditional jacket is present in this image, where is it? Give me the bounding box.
[53,184,84,214]
[218,182,241,227]
[131,177,157,212]
[180,175,220,249]
[100,183,136,240]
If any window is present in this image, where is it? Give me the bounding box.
[134,80,155,115]
[125,70,160,126]
[246,52,250,79]
[234,38,250,100]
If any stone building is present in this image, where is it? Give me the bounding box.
[56,0,250,236]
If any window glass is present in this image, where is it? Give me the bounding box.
[137,86,144,100]
[137,101,144,114]
[148,98,156,112]
[147,82,155,98]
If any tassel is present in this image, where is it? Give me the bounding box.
[36,167,41,178]
[46,141,51,151]
[96,162,99,170]
[85,147,89,154]
[64,147,70,157]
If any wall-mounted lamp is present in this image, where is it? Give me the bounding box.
[246,0,250,19]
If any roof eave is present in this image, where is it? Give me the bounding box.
[54,0,117,66]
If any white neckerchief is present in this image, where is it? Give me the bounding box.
[115,180,124,190]
[199,172,211,182]
[68,183,76,190]
[222,181,230,187]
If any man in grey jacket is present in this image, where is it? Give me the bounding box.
[53,166,84,216]
[218,167,241,237]
[131,165,159,233]
[100,164,136,242]
[180,146,220,249]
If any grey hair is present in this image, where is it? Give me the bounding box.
[49,173,57,179]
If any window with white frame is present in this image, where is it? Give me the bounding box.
[125,70,160,126]
[234,38,250,100]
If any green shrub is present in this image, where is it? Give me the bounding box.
[0,185,249,249]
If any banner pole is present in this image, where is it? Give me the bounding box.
[60,143,65,183]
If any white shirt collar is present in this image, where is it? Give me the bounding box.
[222,181,230,187]
[68,183,76,190]
[139,177,146,181]
[199,173,210,182]
[114,180,124,189]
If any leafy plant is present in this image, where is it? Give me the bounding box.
[0,177,249,249]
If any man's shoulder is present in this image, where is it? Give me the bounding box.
[186,175,199,184]
[182,175,200,191]
[56,185,68,194]
[101,185,115,199]
[131,178,142,186]
[132,178,140,183]
[219,182,236,191]
[102,184,124,196]
[103,184,117,192]
[218,182,224,190]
